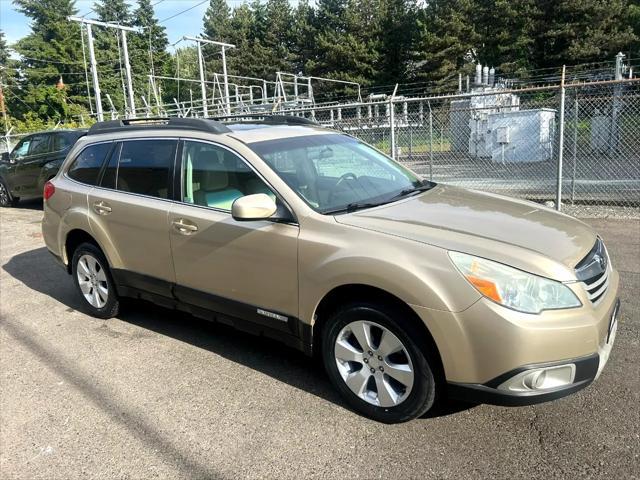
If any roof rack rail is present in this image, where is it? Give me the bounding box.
[87,117,231,136]
[212,114,318,126]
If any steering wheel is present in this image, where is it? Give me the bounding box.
[328,172,358,204]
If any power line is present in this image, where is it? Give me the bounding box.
[159,0,209,24]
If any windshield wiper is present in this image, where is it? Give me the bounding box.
[323,182,436,215]
[322,202,383,215]
[389,182,436,201]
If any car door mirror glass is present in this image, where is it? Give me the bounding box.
[1,152,9,163]
[232,193,277,221]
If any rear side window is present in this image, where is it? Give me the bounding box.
[29,134,50,155]
[67,143,112,185]
[102,140,176,199]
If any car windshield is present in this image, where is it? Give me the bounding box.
[248,133,433,214]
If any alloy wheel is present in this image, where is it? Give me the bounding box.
[334,320,414,408]
[76,254,109,309]
[0,183,10,206]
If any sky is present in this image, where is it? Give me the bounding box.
[0,0,255,52]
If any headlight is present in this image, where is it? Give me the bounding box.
[449,252,581,314]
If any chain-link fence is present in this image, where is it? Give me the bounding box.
[276,78,640,211]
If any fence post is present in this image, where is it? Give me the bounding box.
[556,65,566,211]
[389,84,398,159]
[571,92,578,204]
[428,101,433,181]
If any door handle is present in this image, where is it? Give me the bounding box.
[172,218,198,234]
[93,201,112,215]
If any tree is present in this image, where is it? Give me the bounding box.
[532,0,637,69]
[93,0,134,114]
[11,0,90,121]
[374,0,415,85]
[473,0,540,75]
[202,0,232,80]
[412,0,480,86]
[290,0,316,74]
[131,0,170,107]
[0,30,9,66]
[307,0,380,100]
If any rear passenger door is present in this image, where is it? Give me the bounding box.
[88,138,178,297]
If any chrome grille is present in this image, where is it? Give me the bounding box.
[575,238,610,304]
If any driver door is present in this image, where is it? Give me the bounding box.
[14,133,52,197]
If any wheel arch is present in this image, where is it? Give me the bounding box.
[64,228,107,274]
[311,283,445,381]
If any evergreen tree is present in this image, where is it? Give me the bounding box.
[93,0,134,113]
[12,0,89,121]
[470,0,540,76]
[290,0,316,74]
[0,30,9,66]
[202,0,232,79]
[308,0,380,99]
[376,0,417,85]
[532,0,636,69]
[629,1,640,58]
[413,0,479,86]
[131,0,170,106]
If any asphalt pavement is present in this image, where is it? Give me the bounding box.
[1,202,638,479]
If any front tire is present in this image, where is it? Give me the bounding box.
[321,302,437,423]
[0,180,17,207]
[72,243,120,319]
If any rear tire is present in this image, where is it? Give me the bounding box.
[72,242,120,319]
[321,302,437,423]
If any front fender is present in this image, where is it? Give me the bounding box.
[298,219,482,325]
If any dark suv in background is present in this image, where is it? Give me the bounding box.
[0,129,87,206]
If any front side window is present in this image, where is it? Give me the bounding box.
[248,134,427,213]
[67,143,112,185]
[102,140,176,199]
[182,140,275,211]
[12,138,31,159]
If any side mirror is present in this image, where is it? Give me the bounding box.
[0,152,8,163]
[232,193,277,221]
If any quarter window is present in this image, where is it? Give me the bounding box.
[67,143,112,185]
[102,140,176,199]
[182,140,274,211]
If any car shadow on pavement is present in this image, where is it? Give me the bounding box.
[3,246,477,420]
[12,199,44,211]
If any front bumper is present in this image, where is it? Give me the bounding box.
[445,297,620,406]
[446,353,599,406]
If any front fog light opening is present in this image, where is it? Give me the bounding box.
[498,364,576,393]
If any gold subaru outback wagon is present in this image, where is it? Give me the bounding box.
[42,117,620,423]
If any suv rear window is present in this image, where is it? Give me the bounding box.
[102,140,176,199]
[67,143,112,185]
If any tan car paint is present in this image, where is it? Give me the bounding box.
[168,201,300,318]
[42,125,619,389]
[412,270,619,383]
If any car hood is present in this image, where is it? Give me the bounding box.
[335,184,596,273]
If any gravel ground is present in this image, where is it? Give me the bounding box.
[1,202,639,480]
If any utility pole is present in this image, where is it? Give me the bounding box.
[120,30,136,117]
[196,41,207,116]
[183,36,235,115]
[68,16,140,121]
